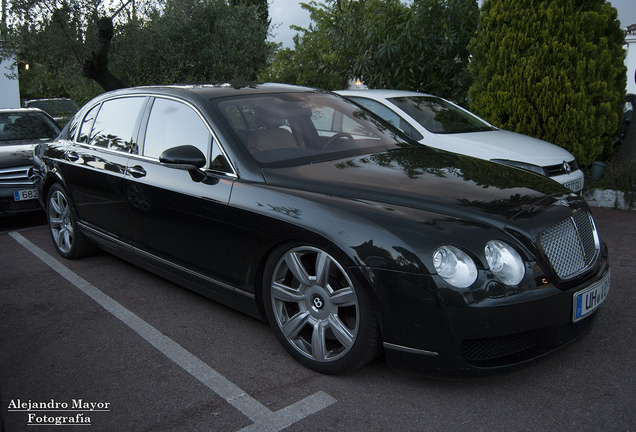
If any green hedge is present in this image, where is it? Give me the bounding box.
[469,0,626,166]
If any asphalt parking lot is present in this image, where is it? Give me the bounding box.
[1,207,635,432]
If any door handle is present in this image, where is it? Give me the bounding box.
[127,165,147,178]
[66,151,79,162]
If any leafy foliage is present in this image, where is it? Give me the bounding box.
[468,0,626,166]
[261,0,479,105]
[119,0,271,86]
[2,0,271,103]
[259,4,349,90]
[2,0,105,102]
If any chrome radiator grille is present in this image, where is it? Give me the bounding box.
[539,210,599,280]
[0,165,32,187]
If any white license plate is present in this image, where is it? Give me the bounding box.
[563,178,583,192]
[13,189,38,201]
[573,270,610,322]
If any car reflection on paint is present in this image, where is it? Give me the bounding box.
[32,84,609,377]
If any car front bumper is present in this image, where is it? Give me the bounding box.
[366,252,610,378]
[0,187,42,216]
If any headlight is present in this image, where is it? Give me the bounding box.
[433,246,478,288]
[484,240,525,286]
[491,159,547,176]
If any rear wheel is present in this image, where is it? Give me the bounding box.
[47,183,92,259]
[263,244,381,374]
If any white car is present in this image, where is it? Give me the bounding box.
[336,89,584,192]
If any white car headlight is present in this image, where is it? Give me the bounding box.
[433,246,478,288]
[484,240,525,286]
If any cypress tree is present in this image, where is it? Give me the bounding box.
[469,0,626,166]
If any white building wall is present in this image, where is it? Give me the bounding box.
[626,32,636,97]
[0,56,21,109]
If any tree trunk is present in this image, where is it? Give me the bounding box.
[81,17,127,92]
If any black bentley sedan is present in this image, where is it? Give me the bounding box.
[32,83,610,377]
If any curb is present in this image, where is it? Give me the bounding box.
[584,189,635,210]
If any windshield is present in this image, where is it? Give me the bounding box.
[388,96,495,134]
[215,92,411,166]
[0,112,61,143]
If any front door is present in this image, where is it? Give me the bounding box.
[124,97,236,299]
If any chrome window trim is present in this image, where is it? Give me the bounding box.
[70,93,239,178]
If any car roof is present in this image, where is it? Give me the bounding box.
[0,108,48,114]
[335,89,435,99]
[99,83,318,102]
[23,97,74,103]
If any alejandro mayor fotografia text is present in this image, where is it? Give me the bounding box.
[8,399,111,426]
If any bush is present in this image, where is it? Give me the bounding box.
[468,0,626,166]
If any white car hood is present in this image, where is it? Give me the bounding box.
[422,129,575,168]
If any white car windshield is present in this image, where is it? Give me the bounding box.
[388,96,495,134]
[0,112,61,143]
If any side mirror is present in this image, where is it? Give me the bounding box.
[159,145,214,183]
[159,145,206,169]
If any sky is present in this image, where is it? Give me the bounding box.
[268,0,636,49]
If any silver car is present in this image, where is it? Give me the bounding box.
[336,89,585,192]
[0,108,61,216]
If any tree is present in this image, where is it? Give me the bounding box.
[2,0,272,100]
[260,3,350,89]
[2,0,106,102]
[262,0,479,105]
[126,0,271,85]
[468,0,626,166]
[410,0,479,103]
[82,17,128,91]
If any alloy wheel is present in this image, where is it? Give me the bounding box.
[48,189,74,254]
[269,246,360,363]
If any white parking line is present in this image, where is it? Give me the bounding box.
[9,231,337,431]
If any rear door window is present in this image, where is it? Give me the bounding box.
[86,97,146,153]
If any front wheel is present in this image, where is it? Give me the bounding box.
[47,183,92,259]
[263,244,381,374]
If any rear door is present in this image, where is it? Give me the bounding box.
[62,96,147,241]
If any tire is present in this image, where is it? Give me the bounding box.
[46,183,93,259]
[263,244,381,374]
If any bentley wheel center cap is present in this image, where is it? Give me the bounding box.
[311,294,325,311]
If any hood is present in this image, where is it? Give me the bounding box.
[262,147,578,230]
[0,142,36,169]
[424,129,576,167]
